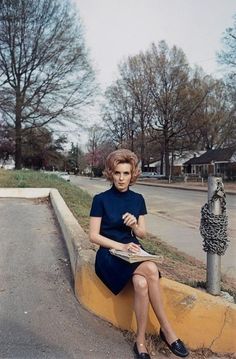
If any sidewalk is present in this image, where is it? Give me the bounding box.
[136,179,236,195]
[0,198,134,359]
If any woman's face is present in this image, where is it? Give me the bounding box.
[112,163,132,192]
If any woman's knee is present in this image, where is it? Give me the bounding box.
[132,275,148,294]
[137,261,159,279]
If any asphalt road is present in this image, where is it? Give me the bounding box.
[70,176,236,279]
[0,198,136,359]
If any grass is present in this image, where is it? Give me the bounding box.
[0,169,92,229]
[140,233,187,262]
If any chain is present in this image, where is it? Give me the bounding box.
[200,179,229,255]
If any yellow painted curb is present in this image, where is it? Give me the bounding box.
[75,252,236,354]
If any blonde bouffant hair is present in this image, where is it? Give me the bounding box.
[103,149,141,185]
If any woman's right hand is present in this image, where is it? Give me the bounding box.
[122,242,141,253]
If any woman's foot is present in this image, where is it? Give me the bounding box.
[159,327,178,344]
[133,342,151,359]
[160,328,189,357]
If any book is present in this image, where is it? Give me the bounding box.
[109,247,163,264]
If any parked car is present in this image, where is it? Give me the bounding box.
[57,172,70,182]
[2,164,15,170]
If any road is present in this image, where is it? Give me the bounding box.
[70,176,236,279]
[0,198,135,359]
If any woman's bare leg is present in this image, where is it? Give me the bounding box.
[132,274,149,354]
[134,261,178,344]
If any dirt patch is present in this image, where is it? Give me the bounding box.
[124,330,235,359]
[141,234,236,302]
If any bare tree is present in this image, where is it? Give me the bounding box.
[0,0,96,168]
[103,80,136,149]
[218,14,236,69]
[195,78,234,149]
[217,13,236,145]
[144,42,211,176]
[118,54,153,169]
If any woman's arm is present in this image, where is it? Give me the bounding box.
[89,217,141,252]
[122,214,146,238]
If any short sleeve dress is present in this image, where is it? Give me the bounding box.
[90,184,147,295]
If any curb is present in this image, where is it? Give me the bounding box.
[1,188,235,354]
[136,181,236,195]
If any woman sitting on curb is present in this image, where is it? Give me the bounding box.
[89,149,189,359]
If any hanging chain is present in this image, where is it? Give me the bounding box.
[200,179,229,255]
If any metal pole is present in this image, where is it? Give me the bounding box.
[206,176,221,295]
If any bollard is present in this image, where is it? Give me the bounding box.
[206,176,221,295]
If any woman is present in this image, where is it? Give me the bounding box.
[89,149,189,359]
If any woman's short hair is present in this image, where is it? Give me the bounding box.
[104,149,141,185]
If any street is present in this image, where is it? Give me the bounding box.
[70,176,236,279]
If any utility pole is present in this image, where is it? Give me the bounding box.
[200,175,229,295]
[206,176,222,295]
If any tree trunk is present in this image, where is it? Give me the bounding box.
[140,128,145,171]
[160,153,164,175]
[164,149,170,177]
[15,104,22,170]
[163,130,170,177]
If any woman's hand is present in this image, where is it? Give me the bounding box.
[122,242,140,253]
[122,212,138,229]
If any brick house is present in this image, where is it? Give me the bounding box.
[183,147,236,180]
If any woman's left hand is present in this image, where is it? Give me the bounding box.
[124,242,140,253]
[122,212,137,229]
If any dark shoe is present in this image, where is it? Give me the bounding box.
[160,329,189,357]
[133,342,151,359]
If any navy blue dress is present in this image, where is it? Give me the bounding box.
[90,184,147,295]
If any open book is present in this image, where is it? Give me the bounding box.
[110,247,163,264]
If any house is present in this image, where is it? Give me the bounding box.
[144,151,204,176]
[183,147,236,180]
[170,151,205,176]
[0,156,15,170]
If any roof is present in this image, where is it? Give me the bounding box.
[184,147,236,165]
[173,151,205,166]
[147,151,204,167]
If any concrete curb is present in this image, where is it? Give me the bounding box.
[1,188,235,354]
[0,188,51,198]
[49,188,91,278]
